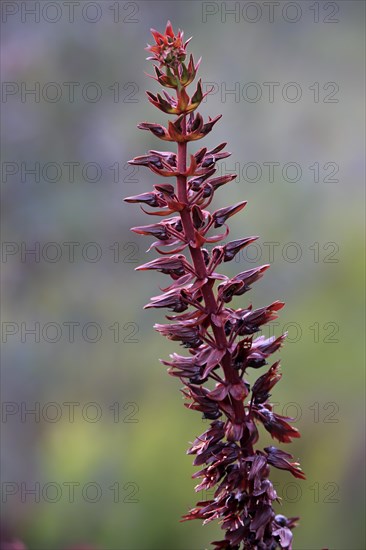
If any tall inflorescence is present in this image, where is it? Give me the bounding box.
[125,22,305,550]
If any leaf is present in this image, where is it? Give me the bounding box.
[207,383,229,402]
[229,380,248,401]
[191,78,203,106]
[177,87,190,112]
[202,348,226,378]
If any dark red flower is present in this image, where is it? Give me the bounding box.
[221,236,259,262]
[252,361,282,403]
[265,447,306,480]
[126,21,305,550]
[155,321,203,348]
[254,404,301,443]
[137,121,171,140]
[136,255,187,276]
[145,289,189,313]
[213,201,247,228]
[218,265,270,303]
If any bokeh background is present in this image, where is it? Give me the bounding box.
[1,1,365,549]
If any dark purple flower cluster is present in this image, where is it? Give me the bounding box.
[126,22,305,549]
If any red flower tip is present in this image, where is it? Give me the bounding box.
[165,20,174,38]
[146,21,188,68]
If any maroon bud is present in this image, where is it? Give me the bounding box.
[136,255,187,276]
[212,201,247,228]
[124,192,160,207]
[221,236,259,262]
[138,121,170,140]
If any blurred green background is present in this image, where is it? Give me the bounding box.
[1,1,365,549]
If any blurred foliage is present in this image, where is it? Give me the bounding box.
[1,2,365,549]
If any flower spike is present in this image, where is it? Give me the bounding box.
[126,22,305,550]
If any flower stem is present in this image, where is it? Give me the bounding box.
[176,115,245,424]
